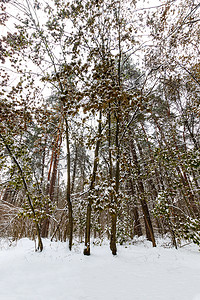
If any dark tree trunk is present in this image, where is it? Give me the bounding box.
[84,200,92,255]
[84,111,102,256]
[65,118,73,251]
[130,140,156,247]
[129,179,143,237]
[110,212,117,255]
[42,134,61,238]
[110,114,119,256]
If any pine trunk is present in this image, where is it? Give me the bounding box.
[130,140,156,247]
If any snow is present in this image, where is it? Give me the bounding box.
[0,238,200,300]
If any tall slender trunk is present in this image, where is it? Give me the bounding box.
[129,178,143,237]
[65,118,73,251]
[42,134,61,238]
[108,105,118,252]
[109,5,123,255]
[130,140,156,247]
[84,111,102,256]
[136,139,163,235]
[110,115,119,255]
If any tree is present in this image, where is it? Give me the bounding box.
[1,0,200,251]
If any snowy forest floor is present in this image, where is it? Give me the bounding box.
[0,237,200,300]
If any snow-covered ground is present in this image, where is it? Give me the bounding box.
[0,237,200,300]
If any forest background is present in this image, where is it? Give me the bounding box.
[0,0,199,255]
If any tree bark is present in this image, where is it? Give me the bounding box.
[42,133,61,238]
[84,111,102,255]
[129,179,143,237]
[110,113,119,255]
[65,118,73,251]
[130,140,156,247]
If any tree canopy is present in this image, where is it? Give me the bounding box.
[0,0,199,253]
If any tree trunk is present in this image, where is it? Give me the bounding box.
[42,134,61,238]
[129,179,143,237]
[84,111,102,255]
[110,212,117,255]
[84,200,92,255]
[130,140,156,247]
[110,114,119,255]
[65,118,73,251]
